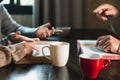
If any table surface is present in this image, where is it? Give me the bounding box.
[0,29,120,80]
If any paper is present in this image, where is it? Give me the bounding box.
[77,40,120,60]
[77,40,111,55]
[30,40,59,57]
[33,44,50,57]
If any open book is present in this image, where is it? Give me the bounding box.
[77,40,120,60]
[16,41,58,64]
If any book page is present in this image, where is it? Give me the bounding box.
[30,41,59,57]
[78,40,112,55]
[32,44,50,57]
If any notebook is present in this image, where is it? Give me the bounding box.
[16,41,59,64]
[77,40,120,60]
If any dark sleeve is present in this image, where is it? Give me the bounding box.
[0,33,19,46]
[107,0,120,16]
[0,3,38,38]
[0,34,18,45]
[0,43,26,68]
[0,37,12,46]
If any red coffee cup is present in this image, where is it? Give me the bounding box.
[79,53,111,79]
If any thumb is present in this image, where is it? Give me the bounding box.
[16,31,21,35]
[41,22,51,28]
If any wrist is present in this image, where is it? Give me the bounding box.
[7,33,19,44]
[117,44,120,54]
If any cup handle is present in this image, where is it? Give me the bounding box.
[42,46,51,60]
[101,59,111,70]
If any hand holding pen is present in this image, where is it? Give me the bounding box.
[96,35,120,54]
[93,3,118,21]
[93,3,120,39]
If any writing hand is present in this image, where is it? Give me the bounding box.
[96,35,120,53]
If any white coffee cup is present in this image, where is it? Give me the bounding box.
[42,42,70,67]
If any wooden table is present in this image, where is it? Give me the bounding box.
[0,29,120,80]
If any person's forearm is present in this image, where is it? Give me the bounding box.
[0,34,19,45]
[0,3,38,38]
[0,43,25,68]
[8,43,26,62]
[17,26,38,38]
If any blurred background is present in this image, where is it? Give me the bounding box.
[2,0,120,34]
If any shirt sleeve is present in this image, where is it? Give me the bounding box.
[0,37,12,46]
[0,3,38,38]
[0,43,26,68]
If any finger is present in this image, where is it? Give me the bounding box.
[98,9,104,14]
[102,43,110,52]
[105,10,116,17]
[31,45,39,53]
[101,40,110,49]
[41,22,51,28]
[99,38,108,46]
[50,27,55,35]
[102,17,108,21]
[51,27,63,34]
[96,36,106,46]
[93,5,107,13]
[42,33,47,38]
[97,35,106,41]
[96,40,101,46]
[34,38,40,41]
[93,8,100,13]
[98,15,107,21]
[97,13,108,21]
[97,37,108,46]
[10,33,17,38]
[96,40,105,47]
[16,31,21,35]
[45,29,51,37]
[93,8,103,13]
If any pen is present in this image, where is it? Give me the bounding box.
[107,17,120,39]
[55,29,63,33]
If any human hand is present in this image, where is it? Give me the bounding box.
[96,35,120,53]
[10,31,40,42]
[22,42,39,57]
[35,22,63,39]
[93,4,118,21]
